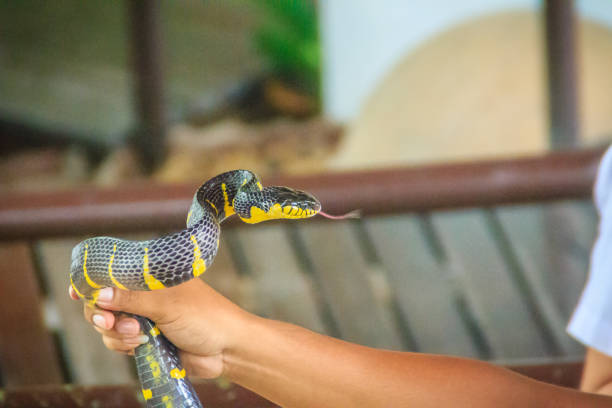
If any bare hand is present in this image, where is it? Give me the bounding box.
[69,279,249,379]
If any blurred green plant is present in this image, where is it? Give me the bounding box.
[254,0,320,99]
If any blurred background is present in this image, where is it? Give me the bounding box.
[1,0,611,402]
[1,0,611,190]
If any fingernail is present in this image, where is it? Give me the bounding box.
[92,314,106,329]
[68,286,79,300]
[133,335,149,344]
[116,319,139,335]
[97,287,114,304]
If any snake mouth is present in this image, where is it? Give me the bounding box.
[274,187,321,217]
[238,187,321,224]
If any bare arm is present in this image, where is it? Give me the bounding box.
[225,319,612,407]
[73,280,612,408]
[225,315,610,408]
[582,347,612,396]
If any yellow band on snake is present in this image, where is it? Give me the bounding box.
[108,244,128,290]
[142,247,165,290]
[83,244,103,289]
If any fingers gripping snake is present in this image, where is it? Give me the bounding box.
[70,170,323,407]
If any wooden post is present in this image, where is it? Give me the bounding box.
[127,0,167,171]
[544,0,580,148]
[544,0,585,321]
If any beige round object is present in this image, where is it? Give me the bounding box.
[330,11,612,170]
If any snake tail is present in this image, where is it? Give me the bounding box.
[134,316,203,408]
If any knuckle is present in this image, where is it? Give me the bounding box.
[114,288,136,310]
[109,287,125,307]
[102,335,132,352]
[94,326,120,339]
[102,335,115,350]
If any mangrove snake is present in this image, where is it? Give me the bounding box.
[70,170,349,408]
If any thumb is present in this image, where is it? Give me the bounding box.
[95,287,166,321]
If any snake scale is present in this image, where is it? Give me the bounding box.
[70,170,324,408]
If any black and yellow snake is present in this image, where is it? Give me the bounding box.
[70,170,327,408]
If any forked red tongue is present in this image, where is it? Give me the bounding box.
[318,210,361,220]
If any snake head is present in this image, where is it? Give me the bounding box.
[235,186,321,224]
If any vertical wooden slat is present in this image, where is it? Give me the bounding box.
[495,201,595,357]
[543,203,594,318]
[0,242,63,385]
[201,233,258,312]
[431,210,550,359]
[364,215,480,358]
[235,225,328,334]
[296,222,404,350]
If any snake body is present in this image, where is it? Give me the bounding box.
[70,170,321,407]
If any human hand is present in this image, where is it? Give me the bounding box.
[69,278,250,379]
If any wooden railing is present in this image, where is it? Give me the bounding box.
[0,148,602,240]
[0,147,604,405]
[0,360,586,408]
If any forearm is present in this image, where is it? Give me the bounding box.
[224,316,612,408]
[595,384,612,396]
[581,348,612,396]
[81,282,612,406]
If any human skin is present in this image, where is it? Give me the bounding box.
[70,279,612,408]
[582,347,612,396]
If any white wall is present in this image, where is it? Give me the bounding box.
[319,0,612,122]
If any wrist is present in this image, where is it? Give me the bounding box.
[221,312,265,380]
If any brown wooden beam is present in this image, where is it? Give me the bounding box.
[0,148,603,240]
[0,360,583,407]
[0,381,278,408]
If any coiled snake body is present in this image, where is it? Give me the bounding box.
[70,170,322,407]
